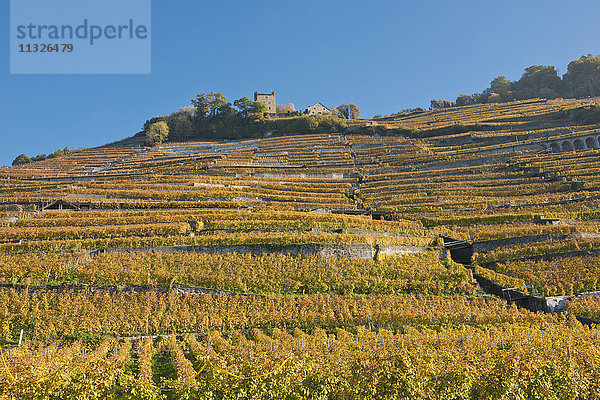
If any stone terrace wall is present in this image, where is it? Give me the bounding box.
[91,244,377,260]
[378,245,429,256]
[90,243,430,260]
[472,234,561,254]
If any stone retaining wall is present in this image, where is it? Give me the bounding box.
[472,234,560,254]
[90,243,429,260]
[378,245,429,256]
[472,272,562,313]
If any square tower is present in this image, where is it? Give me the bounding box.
[254,91,276,114]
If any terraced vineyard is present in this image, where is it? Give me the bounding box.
[1,99,600,398]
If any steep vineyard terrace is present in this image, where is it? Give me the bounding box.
[1,99,600,396]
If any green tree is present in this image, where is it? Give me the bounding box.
[348,103,360,119]
[12,154,31,166]
[48,147,70,158]
[563,55,600,98]
[455,94,473,106]
[252,101,268,117]
[215,102,235,120]
[191,93,210,120]
[337,103,361,119]
[168,110,195,142]
[487,93,502,103]
[206,92,228,117]
[299,116,319,132]
[430,99,455,109]
[143,115,169,131]
[471,92,486,104]
[512,65,563,99]
[489,76,512,99]
[192,92,229,122]
[233,97,255,118]
[145,121,170,146]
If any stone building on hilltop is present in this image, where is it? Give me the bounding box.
[254,90,330,118]
[305,102,332,116]
[254,91,277,114]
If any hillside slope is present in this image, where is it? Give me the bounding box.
[1,99,600,397]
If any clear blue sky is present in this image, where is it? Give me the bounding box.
[1,0,599,166]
